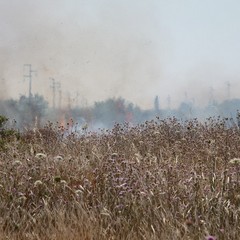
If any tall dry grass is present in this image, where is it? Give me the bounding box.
[0,117,240,239]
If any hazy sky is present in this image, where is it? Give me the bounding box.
[0,0,240,108]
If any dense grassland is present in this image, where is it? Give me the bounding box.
[0,117,240,239]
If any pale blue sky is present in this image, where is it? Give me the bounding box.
[0,0,240,108]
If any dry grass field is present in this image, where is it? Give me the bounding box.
[0,117,240,239]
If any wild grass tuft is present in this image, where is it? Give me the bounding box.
[0,117,240,239]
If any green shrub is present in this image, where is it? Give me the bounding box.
[0,115,19,149]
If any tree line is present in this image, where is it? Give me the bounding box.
[1,94,240,131]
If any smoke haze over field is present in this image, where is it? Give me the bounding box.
[0,0,240,109]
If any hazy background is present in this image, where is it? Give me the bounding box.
[1,0,240,109]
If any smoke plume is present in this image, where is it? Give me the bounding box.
[0,0,240,109]
[0,0,164,108]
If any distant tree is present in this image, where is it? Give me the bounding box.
[178,102,192,120]
[92,98,142,127]
[18,94,48,128]
[1,94,48,129]
[218,99,240,117]
[92,98,130,127]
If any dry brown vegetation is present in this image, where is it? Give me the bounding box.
[1,117,240,239]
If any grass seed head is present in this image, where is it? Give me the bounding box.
[34,180,43,187]
[229,158,240,164]
[35,153,47,159]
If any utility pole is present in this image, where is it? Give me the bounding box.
[154,95,160,114]
[67,92,72,110]
[167,95,171,110]
[23,64,37,99]
[1,78,5,98]
[75,92,80,108]
[209,87,214,104]
[226,81,231,99]
[50,78,61,109]
[184,91,188,103]
[58,82,62,110]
